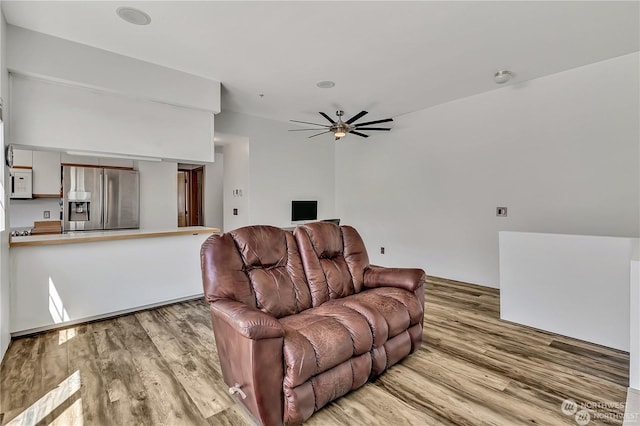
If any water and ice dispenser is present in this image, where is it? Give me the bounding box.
[68,201,90,222]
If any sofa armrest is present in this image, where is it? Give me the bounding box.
[210,299,284,340]
[364,266,426,292]
[209,299,285,426]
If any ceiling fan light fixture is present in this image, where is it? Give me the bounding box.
[289,109,393,140]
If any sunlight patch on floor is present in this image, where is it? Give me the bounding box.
[59,327,77,345]
[6,370,82,426]
[49,397,83,426]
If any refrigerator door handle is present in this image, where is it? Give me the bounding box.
[105,173,110,227]
[100,172,105,228]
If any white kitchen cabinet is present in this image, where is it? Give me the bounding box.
[60,153,100,166]
[99,157,134,168]
[32,151,61,197]
[60,153,133,169]
[12,149,32,167]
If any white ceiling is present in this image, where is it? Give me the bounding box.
[2,1,638,125]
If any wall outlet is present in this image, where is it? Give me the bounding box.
[43,210,50,219]
[496,207,508,217]
[380,247,385,254]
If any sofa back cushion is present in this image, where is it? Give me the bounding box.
[201,225,312,318]
[294,223,370,306]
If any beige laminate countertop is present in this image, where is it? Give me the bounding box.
[9,226,221,247]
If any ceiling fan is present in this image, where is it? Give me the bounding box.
[289,110,393,140]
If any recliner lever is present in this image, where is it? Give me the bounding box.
[229,383,247,399]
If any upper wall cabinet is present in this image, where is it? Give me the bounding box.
[10,149,61,197]
[60,153,134,169]
[12,149,32,167]
[32,151,61,197]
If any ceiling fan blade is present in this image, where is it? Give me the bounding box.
[288,128,329,131]
[319,112,336,124]
[350,131,369,138]
[354,118,393,127]
[345,110,368,124]
[353,127,391,131]
[308,130,331,138]
[290,119,330,127]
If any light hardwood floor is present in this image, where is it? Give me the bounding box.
[0,277,630,425]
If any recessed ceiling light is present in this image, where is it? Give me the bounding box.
[494,70,513,84]
[116,7,151,26]
[316,81,335,89]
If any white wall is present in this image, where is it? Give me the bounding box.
[336,52,640,287]
[7,25,219,113]
[0,8,10,361]
[138,161,178,229]
[7,26,219,163]
[222,137,250,232]
[204,151,224,229]
[10,198,60,228]
[216,112,335,229]
[10,74,215,162]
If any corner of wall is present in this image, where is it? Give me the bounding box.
[0,6,11,362]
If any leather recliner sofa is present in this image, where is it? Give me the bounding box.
[201,222,426,425]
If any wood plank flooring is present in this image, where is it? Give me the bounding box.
[0,276,630,425]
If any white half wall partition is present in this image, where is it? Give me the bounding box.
[499,231,639,351]
[10,231,212,335]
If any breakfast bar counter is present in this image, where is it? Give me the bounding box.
[10,226,221,336]
[10,226,220,247]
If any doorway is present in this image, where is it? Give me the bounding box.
[177,165,204,227]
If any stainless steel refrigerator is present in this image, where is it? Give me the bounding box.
[63,166,139,232]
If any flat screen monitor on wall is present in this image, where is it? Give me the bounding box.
[291,200,317,222]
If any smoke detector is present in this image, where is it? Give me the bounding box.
[116,7,151,26]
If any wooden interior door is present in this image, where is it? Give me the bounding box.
[188,167,204,226]
[178,167,204,227]
[177,171,188,227]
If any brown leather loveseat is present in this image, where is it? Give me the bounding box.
[201,222,426,425]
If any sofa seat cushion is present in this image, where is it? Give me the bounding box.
[279,286,422,389]
[279,304,374,388]
[333,287,423,347]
